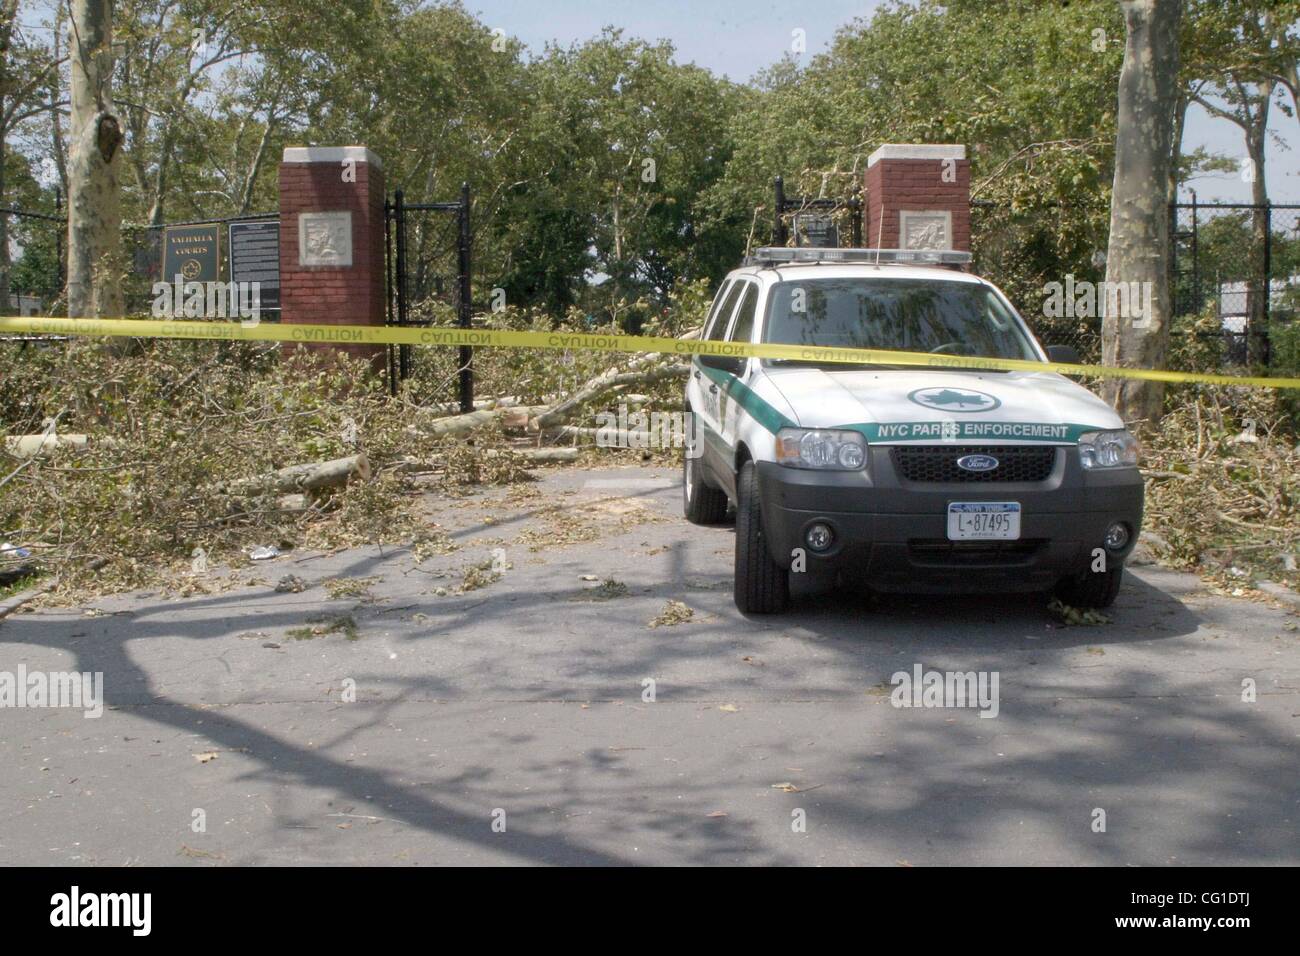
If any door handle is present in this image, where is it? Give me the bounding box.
[708,384,718,394]
[693,370,701,379]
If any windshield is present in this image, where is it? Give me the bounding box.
[763,277,1040,366]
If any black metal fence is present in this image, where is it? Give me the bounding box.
[1,198,65,316]
[970,198,1111,361]
[385,184,472,407]
[770,176,863,249]
[1171,197,1300,371]
[967,197,1300,372]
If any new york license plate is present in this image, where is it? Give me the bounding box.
[947,502,1021,540]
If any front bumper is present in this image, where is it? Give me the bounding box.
[755,446,1144,594]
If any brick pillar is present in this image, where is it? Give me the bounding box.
[864,144,970,253]
[278,146,386,367]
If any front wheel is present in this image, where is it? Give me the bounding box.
[734,461,789,614]
[1055,562,1124,609]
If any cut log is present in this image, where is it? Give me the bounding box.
[417,406,548,439]
[225,454,371,496]
[502,447,578,463]
[4,434,91,458]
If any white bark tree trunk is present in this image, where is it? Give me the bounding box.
[1101,0,1182,426]
[66,0,124,319]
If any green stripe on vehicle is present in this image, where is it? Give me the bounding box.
[697,362,794,434]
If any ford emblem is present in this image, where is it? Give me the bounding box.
[956,454,999,472]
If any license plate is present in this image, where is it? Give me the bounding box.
[947,502,1021,540]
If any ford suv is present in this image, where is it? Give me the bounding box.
[682,248,1144,614]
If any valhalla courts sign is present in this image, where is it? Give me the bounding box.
[161,224,221,282]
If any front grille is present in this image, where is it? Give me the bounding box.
[908,538,1046,566]
[891,445,1057,483]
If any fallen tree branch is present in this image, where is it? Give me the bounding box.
[223,454,371,496]
[532,364,689,430]
[3,433,91,458]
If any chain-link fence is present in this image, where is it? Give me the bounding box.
[1171,199,1300,374]
[970,199,1110,362]
[2,203,64,318]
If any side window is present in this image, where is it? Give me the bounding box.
[704,281,744,341]
[727,283,760,344]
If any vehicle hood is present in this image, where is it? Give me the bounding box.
[763,366,1124,443]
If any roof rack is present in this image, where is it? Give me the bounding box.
[744,246,972,267]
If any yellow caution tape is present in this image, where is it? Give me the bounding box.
[4,315,1300,390]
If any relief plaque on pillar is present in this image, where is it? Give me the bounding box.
[298,212,353,267]
[899,210,953,251]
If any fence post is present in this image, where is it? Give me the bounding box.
[394,189,410,382]
[457,181,473,414]
[384,194,395,396]
[1189,191,1199,314]
[1168,198,1177,313]
[1263,199,1272,367]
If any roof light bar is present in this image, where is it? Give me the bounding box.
[745,247,972,267]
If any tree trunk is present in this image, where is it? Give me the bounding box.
[1243,83,1271,367]
[66,0,124,320]
[237,120,274,214]
[1,120,9,315]
[1101,0,1182,427]
[0,0,15,316]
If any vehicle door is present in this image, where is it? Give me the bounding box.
[691,279,745,467]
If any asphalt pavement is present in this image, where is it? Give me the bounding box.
[2,464,1297,865]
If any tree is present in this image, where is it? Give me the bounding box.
[506,29,744,320]
[1,0,64,312]
[1101,0,1182,424]
[66,0,124,319]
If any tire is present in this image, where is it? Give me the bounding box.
[1055,562,1124,609]
[683,424,728,525]
[734,460,789,614]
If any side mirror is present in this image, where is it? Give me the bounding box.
[1046,344,1082,366]
[699,354,745,375]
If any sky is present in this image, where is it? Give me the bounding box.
[467,0,1299,204]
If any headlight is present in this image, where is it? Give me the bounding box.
[776,428,868,471]
[1078,429,1139,469]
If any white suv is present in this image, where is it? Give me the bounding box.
[683,248,1143,614]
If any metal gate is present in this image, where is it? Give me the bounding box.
[385,183,473,409]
